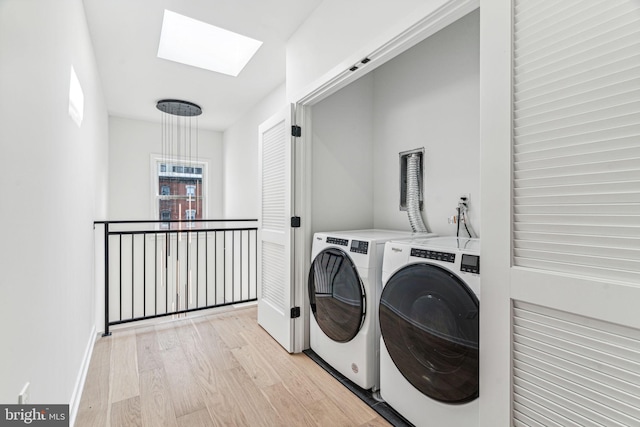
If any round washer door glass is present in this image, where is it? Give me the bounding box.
[379,263,479,403]
[308,248,365,343]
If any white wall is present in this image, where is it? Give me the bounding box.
[286,0,457,101]
[310,10,479,236]
[310,75,375,233]
[0,0,108,413]
[109,116,223,219]
[372,9,479,236]
[222,84,286,218]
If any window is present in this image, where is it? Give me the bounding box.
[154,159,206,226]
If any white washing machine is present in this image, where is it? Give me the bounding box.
[308,229,435,391]
[379,236,480,427]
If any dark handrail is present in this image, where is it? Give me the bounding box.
[95,219,258,336]
[94,218,257,225]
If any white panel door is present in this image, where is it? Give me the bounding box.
[510,2,640,328]
[257,105,295,352]
[480,1,640,426]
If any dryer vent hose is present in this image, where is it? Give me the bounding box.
[406,153,428,233]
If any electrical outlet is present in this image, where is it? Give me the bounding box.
[18,382,30,404]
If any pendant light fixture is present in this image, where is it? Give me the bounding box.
[156,99,203,227]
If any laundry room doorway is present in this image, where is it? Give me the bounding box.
[257,0,479,354]
[293,0,480,353]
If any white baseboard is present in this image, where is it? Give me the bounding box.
[69,325,97,427]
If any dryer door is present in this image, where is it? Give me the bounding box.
[308,248,365,343]
[380,263,479,403]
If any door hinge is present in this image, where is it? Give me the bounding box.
[291,307,301,318]
[291,125,301,137]
[291,216,301,228]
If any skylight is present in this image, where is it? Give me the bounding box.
[157,10,263,77]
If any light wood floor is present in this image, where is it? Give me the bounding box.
[76,305,392,426]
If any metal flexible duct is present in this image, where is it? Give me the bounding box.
[406,153,428,233]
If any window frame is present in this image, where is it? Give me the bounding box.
[150,155,208,223]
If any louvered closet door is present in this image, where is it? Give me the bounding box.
[511,1,640,425]
[257,105,295,352]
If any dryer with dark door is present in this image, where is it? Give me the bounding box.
[379,236,480,427]
[308,229,425,391]
[309,247,367,343]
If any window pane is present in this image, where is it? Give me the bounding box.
[157,160,205,225]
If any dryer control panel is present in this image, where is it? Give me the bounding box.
[350,240,369,254]
[326,237,348,246]
[411,248,455,263]
[461,254,480,274]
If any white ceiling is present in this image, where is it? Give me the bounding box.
[83,0,322,131]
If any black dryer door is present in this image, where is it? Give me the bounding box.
[379,263,479,403]
[308,248,365,343]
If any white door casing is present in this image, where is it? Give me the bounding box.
[257,105,296,353]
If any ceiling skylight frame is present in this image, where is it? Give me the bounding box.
[157,10,263,77]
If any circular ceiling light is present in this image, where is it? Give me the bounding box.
[156,99,202,117]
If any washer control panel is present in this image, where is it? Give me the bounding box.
[326,237,348,246]
[350,240,369,254]
[461,254,480,274]
[411,248,456,263]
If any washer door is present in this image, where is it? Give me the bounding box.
[379,263,479,403]
[308,248,365,343]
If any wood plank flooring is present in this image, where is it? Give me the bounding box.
[76,305,391,427]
